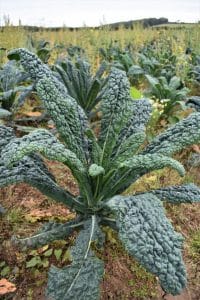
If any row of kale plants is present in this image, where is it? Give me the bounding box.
[1,38,200,126]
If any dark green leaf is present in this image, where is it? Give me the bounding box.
[107,193,187,295]
[150,184,200,203]
[46,216,104,300]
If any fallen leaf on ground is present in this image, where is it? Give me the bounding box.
[0,279,16,295]
[25,207,74,223]
[24,111,42,117]
[192,144,200,153]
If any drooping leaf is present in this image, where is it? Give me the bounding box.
[119,154,185,177]
[0,127,80,210]
[150,183,200,203]
[46,216,104,300]
[107,193,187,295]
[143,113,200,156]
[1,129,86,180]
[1,129,91,202]
[101,154,185,199]
[0,157,79,210]
[12,218,83,249]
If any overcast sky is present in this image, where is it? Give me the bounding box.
[0,0,199,27]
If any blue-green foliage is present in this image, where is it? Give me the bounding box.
[0,60,33,118]
[107,194,186,295]
[145,74,189,117]
[1,48,200,299]
[54,57,108,114]
[47,217,104,300]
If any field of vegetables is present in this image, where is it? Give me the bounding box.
[0,24,200,300]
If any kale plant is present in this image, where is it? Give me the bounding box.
[0,60,33,121]
[138,39,177,79]
[145,74,189,118]
[26,36,52,63]
[53,57,108,115]
[99,41,134,73]
[1,48,200,299]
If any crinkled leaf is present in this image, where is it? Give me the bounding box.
[8,48,70,98]
[36,78,89,163]
[113,99,151,159]
[8,48,51,80]
[107,193,187,295]
[99,68,132,167]
[46,216,104,300]
[0,126,84,211]
[0,157,78,210]
[113,131,146,163]
[120,98,152,138]
[0,126,14,152]
[2,129,85,179]
[12,218,82,249]
[143,113,200,156]
[100,154,185,200]
[0,60,27,91]
[47,257,103,300]
[119,154,185,177]
[186,96,200,112]
[1,129,91,202]
[151,183,200,203]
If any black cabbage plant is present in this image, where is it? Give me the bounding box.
[1,48,200,300]
[0,60,33,120]
[145,74,189,119]
[53,56,108,115]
